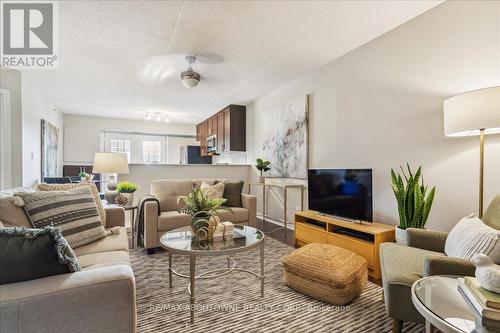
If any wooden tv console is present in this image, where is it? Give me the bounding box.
[294,211,395,279]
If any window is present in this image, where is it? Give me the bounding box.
[101,131,196,164]
[110,139,131,162]
[142,141,161,164]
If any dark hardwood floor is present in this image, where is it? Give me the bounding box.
[255,218,294,246]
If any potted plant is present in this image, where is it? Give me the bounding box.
[256,158,271,183]
[116,181,138,205]
[178,188,232,241]
[78,171,89,181]
[391,164,436,245]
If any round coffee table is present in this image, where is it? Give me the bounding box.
[160,225,265,323]
[411,276,476,333]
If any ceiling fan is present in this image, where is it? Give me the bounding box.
[139,53,231,89]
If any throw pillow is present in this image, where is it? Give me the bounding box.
[445,215,500,264]
[483,195,500,231]
[200,181,225,200]
[37,182,107,227]
[0,226,80,284]
[223,181,244,207]
[16,187,109,248]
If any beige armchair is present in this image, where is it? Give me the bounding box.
[142,179,257,253]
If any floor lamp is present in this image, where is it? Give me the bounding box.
[443,86,500,217]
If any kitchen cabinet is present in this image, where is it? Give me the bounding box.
[196,104,246,156]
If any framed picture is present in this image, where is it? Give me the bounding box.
[41,119,60,181]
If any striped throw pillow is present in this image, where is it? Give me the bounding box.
[37,182,107,227]
[445,215,500,264]
[16,187,109,249]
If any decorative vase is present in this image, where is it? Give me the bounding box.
[395,226,408,246]
[190,213,219,241]
[121,193,134,206]
[104,190,119,204]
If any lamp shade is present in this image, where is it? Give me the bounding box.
[92,153,129,174]
[443,86,500,137]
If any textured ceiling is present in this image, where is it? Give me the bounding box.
[26,0,442,123]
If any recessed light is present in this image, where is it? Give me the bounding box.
[164,118,171,123]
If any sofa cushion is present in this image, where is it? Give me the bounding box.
[78,250,130,270]
[380,242,444,286]
[74,226,129,256]
[216,207,248,223]
[201,181,225,200]
[17,187,109,249]
[0,196,32,228]
[37,182,107,227]
[223,181,244,207]
[193,179,219,189]
[151,180,192,212]
[484,195,500,231]
[445,215,500,263]
[0,227,80,284]
[157,211,191,231]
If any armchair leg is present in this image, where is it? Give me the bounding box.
[392,319,403,333]
[147,248,156,255]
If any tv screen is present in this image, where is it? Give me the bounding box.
[308,169,373,222]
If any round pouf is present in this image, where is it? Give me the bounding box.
[282,243,368,305]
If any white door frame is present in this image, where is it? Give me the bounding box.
[0,88,12,190]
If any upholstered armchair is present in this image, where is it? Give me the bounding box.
[142,179,257,253]
[380,195,500,332]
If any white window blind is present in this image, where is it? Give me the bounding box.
[142,140,162,164]
[110,139,131,162]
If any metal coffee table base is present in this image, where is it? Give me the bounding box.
[168,242,265,323]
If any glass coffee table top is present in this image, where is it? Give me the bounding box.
[412,276,476,333]
[160,225,264,255]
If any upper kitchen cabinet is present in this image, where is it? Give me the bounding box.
[196,105,246,155]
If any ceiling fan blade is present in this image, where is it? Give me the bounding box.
[195,53,224,64]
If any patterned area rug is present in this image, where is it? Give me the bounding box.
[130,237,423,333]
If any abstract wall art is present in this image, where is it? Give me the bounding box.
[260,95,308,179]
[41,119,60,180]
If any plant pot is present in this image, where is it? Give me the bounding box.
[121,192,134,206]
[191,214,218,241]
[395,226,408,246]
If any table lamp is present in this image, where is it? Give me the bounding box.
[92,152,129,200]
[443,86,500,217]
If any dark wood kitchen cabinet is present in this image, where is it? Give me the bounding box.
[196,104,246,156]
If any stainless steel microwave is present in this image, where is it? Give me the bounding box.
[207,134,217,153]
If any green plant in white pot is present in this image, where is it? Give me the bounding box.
[116,181,138,206]
[391,164,436,245]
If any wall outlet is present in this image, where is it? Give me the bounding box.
[295,206,301,211]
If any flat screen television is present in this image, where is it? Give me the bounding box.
[308,169,373,222]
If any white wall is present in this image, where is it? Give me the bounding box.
[0,69,23,187]
[21,72,63,187]
[120,164,251,203]
[63,114,196,164]
[247,1,500,232]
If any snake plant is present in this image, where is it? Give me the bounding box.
[391,164,436,230]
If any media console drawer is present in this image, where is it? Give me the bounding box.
[327,234,375,268]
[295,223,327,244]
[294,211,395,280]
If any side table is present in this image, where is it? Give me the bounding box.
[102,201,138,248]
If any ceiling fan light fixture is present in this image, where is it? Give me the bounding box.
[181,69,200,88]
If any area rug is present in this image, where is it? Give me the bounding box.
[130,237,423,333]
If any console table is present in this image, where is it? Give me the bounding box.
[294,211,395,279]
[247,182,304,237]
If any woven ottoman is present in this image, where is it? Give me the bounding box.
[282,243,368,305]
